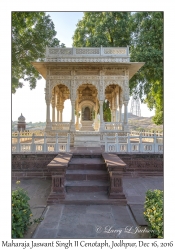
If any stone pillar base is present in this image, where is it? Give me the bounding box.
[123,124,129,132]
[99,122,105,132]
[70,123,75,132]
[75,123,79,130]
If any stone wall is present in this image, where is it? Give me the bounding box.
[12,154,57,180]
[118,154,163,177]
[12,153,163,180]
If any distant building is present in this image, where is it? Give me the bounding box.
[17,113,26,131]
[130,95,141,117]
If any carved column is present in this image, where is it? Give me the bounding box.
[94,109,98,130]
[71,101,75,123]
[94,99,99,130]
[51,89,55,122]
[99,101,104,131]
[124,101,128,124]
[99,101,103,122]
[119,88,123,123]
[76,110,80,130]
[60,108,63,122]
[75,101,79,130]
[52,105,55,122]
[115,92,119,122]
[45,100,51,131]
[70,100,75,131]
[56,91,60,122]
[46,101,51,123]
[58,101,64,122]
[119,105,122,122]
[56,106,60,122]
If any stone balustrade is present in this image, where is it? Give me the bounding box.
[12,133,70,153]
[12,130,44,136]
[45,46,130,63]
[104,122,123,131]
[46,46,129,57]
[130,130,163,137]
[105,134,163,153]
[51,122,70,131]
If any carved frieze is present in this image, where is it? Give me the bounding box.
[49,76,72,80]
[46,57,129,63]
[74,75,100,80]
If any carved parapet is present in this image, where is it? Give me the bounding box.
[47,153,72,203]
[102,153,127,201]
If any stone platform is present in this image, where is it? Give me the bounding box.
[74,132,101,147]
[46,152,127,205]
[79,121,95,131]
[12,176,163,239]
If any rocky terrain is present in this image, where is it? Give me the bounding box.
[127,113,163,132]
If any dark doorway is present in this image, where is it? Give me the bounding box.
[83,107,91,120]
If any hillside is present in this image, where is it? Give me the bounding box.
[127,113,163,132]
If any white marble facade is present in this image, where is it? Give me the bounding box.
[32,46,144,145]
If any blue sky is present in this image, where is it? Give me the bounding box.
[12,12,155,122]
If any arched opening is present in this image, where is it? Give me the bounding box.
[63,99,71,122]
[83,107,91,121]
[105,84,123,123]
[51,84,70,122]
[76,83,99,131]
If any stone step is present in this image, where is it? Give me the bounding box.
[68,163,106,170]
[47,192,127,205]
[72,154,102,158]
[65,180,109,193]
[66,170,109,181]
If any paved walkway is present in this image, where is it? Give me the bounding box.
[12,176,163,239]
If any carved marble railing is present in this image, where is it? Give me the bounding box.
[104,122,123,131]
[130,130,163,137]
[12,130,44,136]
[45,46,130,63]
[51,122,70,131]
[105,134,163,153]
[12,133,70,153]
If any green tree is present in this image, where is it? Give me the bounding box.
[12,12,65,93]
[73,12,131,122]
[73,12,163,125]
[130,12,163,124]
[73,12,131,47]
[103,100,111,122]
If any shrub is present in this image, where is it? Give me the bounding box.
[12,181,32,238]
[144,189,163,238]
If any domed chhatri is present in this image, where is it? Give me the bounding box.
[18,113,26,122]
[31,46,144,146]
[17,113,26,131]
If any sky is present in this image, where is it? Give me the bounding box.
[12,11,155,122]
